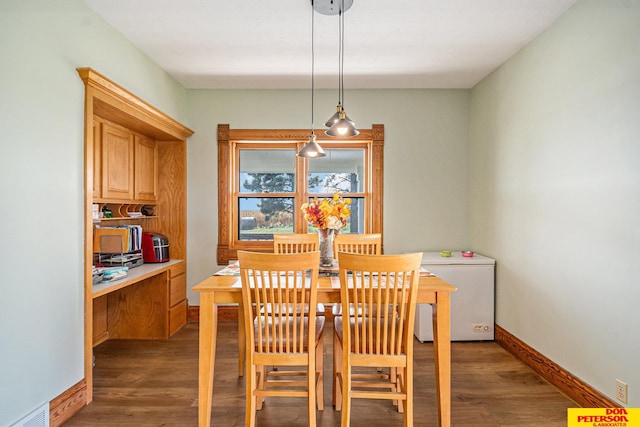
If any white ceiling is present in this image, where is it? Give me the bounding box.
[83,0,578,89]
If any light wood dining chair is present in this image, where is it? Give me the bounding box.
[238,250,325,427]
[333,233,382,258]
[273,234,325,318]
[274,233,319,254]
[331,233,384,405]
[332,233,382,316]
[333,252,422,427]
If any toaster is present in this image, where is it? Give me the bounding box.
[142,232,170,263]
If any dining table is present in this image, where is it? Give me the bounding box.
[193,267,456,427]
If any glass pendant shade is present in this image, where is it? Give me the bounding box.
[326,110,359,137]
[297,133,326,158]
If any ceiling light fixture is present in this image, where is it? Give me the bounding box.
[297,0,326,158]
[317,0,359,138]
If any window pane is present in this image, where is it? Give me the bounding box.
[238,197,294,240]
[308,149,364,193]
[239,149,295,193]
[343,197,365,234]
[305,197,365,234]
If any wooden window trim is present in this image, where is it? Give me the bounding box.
[217,124,384,264]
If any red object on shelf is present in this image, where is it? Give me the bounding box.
[142,232,170,263]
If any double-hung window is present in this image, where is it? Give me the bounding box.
[217,124,384,264]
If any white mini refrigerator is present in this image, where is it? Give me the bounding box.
[415,252,495,342]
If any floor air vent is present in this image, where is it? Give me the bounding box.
[10,403,49,427]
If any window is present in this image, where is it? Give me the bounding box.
[217,124,384,264]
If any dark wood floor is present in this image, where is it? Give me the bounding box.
[66,320,575,426]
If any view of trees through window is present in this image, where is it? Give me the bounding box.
[238,148,365,240]
[238,172,362,240]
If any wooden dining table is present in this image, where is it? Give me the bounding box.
[193,271,456,427]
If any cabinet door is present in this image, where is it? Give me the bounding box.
[93,119,102,198]
[101,124,134,199]
[134,136,158,201]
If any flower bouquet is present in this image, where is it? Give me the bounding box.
[301,192,351,266]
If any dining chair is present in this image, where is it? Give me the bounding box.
[273,233,325,317]
[238,250,325,427]
[274,233,320,254]
[333,252,422,427]
[333,233,382,258]
[331,233,384,405]
[332,233,382,317]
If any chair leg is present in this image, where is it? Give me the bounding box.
[387,367,401,411]
[308,351,317,427]
[333,331,343,410]
[404,366,413,427]
[246,363,257,427]
[395,368,405,413]
[316,334,324,411]
[341,362,351,427]
[256,365,266,410]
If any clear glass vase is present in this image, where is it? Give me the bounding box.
[317,228,335,267]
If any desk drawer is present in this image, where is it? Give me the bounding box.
[169,261,186,278]
[169,300,187,336]
[169,273,186,307]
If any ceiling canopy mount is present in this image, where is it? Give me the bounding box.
[312,0,353,16]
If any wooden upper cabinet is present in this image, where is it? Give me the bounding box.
[134,135,158,201]
[98,121,158,202]
[101,123,134,200]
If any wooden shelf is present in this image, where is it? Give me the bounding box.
[94,201,156,220]
[94,216,158,223]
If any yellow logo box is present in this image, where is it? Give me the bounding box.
[568,408,640,427]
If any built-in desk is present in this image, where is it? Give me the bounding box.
[92,259,187,346]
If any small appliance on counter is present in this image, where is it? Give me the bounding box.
[142,232,170,263]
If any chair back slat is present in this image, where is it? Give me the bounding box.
[338,252,421,357]
[274,233,319,254]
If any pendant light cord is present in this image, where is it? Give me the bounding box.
[311,0,315,134]
[340,0,345,110]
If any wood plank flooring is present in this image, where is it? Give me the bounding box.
[65,320,576,426]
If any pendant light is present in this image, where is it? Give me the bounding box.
[324,0,359,137]
[324,7,344,129]
[297,0,326,158]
